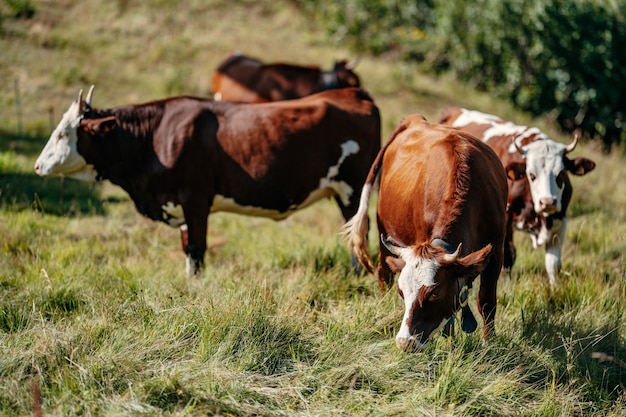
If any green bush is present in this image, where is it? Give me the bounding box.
[427,0,625,151]
[299,0,626,150]
[1,0,35,18]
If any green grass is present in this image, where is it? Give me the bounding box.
[1,1,625,416]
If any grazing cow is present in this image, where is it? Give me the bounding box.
[439,106,596,290]
[35,86,381,275]
[211,52,361,103]
[343,114,507,350]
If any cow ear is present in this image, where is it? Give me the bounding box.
[566,157,596,176]
[454,244,492,279]
[81,116,117,135]
[385,256,406,273]
[505,162,526,181]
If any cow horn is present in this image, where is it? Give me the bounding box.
[513,138,526,155]
[565,133,579,154]
[85,85,95,106]
[441,243,462,264]
[381,234,405,256]
[345,56,361,70]
[76,88,84,115]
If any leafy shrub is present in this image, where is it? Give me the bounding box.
[427,0,625,151]
[298,0,626,150]
[1,0,35,18]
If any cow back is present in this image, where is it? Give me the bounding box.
[378,115,507,254]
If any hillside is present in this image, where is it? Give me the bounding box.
[1,1,625,416]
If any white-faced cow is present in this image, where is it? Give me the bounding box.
[35,86,381,275]
[439,106,596,291]
[211,51,361,103]
[343,114,507,350]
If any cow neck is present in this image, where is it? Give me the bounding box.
[84,106,160,185]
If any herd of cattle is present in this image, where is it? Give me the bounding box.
[34,51,596,350]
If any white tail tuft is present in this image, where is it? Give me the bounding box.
[340,183,375,273]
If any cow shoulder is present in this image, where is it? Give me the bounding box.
[154,99,217,169]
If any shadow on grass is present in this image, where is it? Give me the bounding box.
[520,300,626,399]
[1,129,105,216]
[0,172,105,216]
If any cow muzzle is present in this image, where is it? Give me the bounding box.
[396,334,428,351]
[538,197,559,215]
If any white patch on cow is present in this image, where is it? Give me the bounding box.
[161,202,185,227]
[34,99,97,181]
[214,92,222,101]
[451,109,501,129]
[319,140,360,205]
[508,128,547,153]
[394,249,441,347]
[451,109,549,148]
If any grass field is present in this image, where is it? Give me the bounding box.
[1,1,625,416]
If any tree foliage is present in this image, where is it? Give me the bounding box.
[298,0,626,150]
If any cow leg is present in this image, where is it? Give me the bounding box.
[476,256,501,341]
[375,242,396,292]
[503,213,516,270]
[545,217,567,291]
[181,202,210,276]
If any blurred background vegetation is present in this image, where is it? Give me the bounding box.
[2,0,624,150]
[296,0,626,152]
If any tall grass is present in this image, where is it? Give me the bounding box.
[1,0,625,415]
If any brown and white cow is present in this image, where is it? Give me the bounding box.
[439,106,596,290]
[35,86,381,275]
[343,114,507,350]
[211,52,361,103]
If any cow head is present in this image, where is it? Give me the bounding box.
[382,236,492,350]
[332,58,361,88]
[514,135,595,215]
[34,86,99,181]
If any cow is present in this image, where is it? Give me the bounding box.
[34,86,381,276]
[439,106,596,291]
[211,51,361,103]
[342,114,508,350]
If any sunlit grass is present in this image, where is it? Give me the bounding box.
[0,0,624,415]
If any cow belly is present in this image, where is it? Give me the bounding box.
[211,187,338,220]
[159,180,353,227]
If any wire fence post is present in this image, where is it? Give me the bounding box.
[14,79,23,138]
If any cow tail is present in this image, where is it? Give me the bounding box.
[341,119,409,275]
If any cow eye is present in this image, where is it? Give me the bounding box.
[528,173,536,182]
[556,171,566,188]
[428,288,441,301]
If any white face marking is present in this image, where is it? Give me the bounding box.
[34,99,97,181]
[394,248,441,345]
[521,140,568,214]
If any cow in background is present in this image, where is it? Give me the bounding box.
[343,114,507,350]
[211,51,360,103]
[439,106,596,291]
[35,86,380,275]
